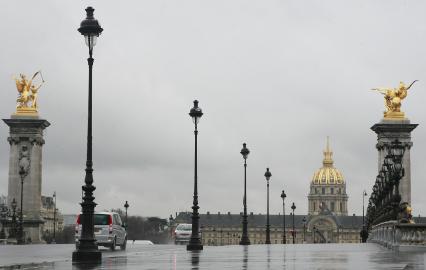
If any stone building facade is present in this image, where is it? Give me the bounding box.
[40,195,64,238]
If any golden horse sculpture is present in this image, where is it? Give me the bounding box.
[13,71,44,115]
[372,80,417,119]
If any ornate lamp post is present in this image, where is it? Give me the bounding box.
[239,143,250,245]
[280,190,286,244]
[264,168,272,244]
[17,167,27,245]
[302,216,306,243]
[53,191,57,244]
[187,100,203,251]
[291,202,296,244]
[72,6,103,263]
[124,201,129,230]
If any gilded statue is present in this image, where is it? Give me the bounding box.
[13,71,44,114]
[372,80,417,119]
[398,202,414,224]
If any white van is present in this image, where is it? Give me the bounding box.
[75,212,127,251]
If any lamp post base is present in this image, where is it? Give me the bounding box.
[187,243,203,251]
[72,249,102,263]
[239,238,251,245]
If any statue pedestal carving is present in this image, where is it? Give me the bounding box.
[371,118,418,205]
[3,114,50,243]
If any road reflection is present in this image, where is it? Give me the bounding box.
[242,246,248,269]
[190,251,200,270]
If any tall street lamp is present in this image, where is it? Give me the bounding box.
[264,168,272,244]
[291,202,296,244]
[53,191,57,244]
[239,143,250,245]
[302,216,306,243]
[72,6,103,263]
[281,190,286,244]
[187,100,203,251]
[124,201,129,230]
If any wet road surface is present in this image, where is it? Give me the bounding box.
[0,243,425,269]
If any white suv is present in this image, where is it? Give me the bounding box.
[75,212,127,251]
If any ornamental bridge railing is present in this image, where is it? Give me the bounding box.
[368,221,426,251]
[365,140,422,250]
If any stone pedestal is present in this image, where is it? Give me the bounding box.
[371,119,418,205]
[3,115,50,243]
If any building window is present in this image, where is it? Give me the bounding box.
[331,188,334,194]
[340,202,343,211]
[331,202,335,211]
[322,188,325,194]
[313,202,316,211]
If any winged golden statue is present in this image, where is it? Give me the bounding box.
[372,80,417,119]
[13,71,44,115]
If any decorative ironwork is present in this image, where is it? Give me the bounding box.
[366,140,409,237]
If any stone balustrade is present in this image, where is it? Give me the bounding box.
[368,221,426,251]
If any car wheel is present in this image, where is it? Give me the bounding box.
[110,238,116,251]
[120,237,127,250]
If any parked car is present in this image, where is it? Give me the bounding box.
[75,211,127,251]
[174,223,192,244]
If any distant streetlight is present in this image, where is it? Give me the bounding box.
[53,192,57,244]
[187,100,203,251]
[291,202,296,244]
[264,168,272,244]
[239,143,250,245]
[280,190,286,244]
[302,216,306,243]
[361,190,368,243]
[9,198,18,240]
[124,201,129,230]
[17,166,27,245]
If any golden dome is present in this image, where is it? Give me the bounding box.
[311,137,345,185]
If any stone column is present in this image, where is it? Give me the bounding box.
[371,119,418,205]
[3,115,50,243]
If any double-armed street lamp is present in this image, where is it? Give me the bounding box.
[72,6,103,263]
[187,100,203,251]
[264,168,272,244]
[280,190,286,244]
[291,202,296,244]
[124,201,129,230]
[240,143,250,245]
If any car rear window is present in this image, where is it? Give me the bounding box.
[94,214,110,225]
[176,224,192,231]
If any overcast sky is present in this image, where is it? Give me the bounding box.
[1,1,426,219]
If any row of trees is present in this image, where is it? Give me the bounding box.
[111,208,170,244]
